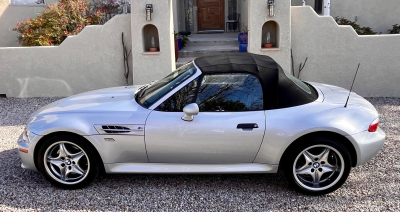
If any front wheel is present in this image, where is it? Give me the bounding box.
[283,137,352,195]
[37,135,100,189]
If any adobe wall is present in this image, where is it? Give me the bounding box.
[0,15,132,97]
[291,7,400,97]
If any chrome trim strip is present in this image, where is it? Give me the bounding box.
[104,163,278,174]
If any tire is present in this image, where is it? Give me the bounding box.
[282,136,352,195]
[37,134,100,189]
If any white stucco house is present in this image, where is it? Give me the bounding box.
[1,0,400,99]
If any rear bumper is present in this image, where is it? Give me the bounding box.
[346,127,386,166]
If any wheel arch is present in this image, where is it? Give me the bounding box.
[278,131,358,169]
[33,131,105,172]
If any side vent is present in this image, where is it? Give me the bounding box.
[94,125,144,135]
[102,126,131,133]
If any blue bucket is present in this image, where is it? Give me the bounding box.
[239,43,248,52]
[178,37,183,50]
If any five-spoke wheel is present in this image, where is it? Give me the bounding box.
[283,136,351,195]
[38,135,100,189]
[44,141,90,184]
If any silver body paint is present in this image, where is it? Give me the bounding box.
[17,66,385,173]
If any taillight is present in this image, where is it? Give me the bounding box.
[368,118,379,132]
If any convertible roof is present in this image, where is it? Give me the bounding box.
[194,52,278,74]
[194,53,317,110]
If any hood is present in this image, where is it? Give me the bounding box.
[31,85,143,117]
[309,82,377,112]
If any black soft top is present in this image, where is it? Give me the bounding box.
[194,53,318,110]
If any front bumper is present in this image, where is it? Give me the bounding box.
[17,133,41,171]
[346,127,386,166]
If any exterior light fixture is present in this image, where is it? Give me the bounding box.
[268,0,275,17]
[146,4,153,21]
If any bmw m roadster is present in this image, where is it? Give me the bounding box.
[18,53,385,195]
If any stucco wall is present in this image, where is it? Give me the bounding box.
[131,0,175,85]
[331,0,400,34]
[291,7,400,97]
[0,0,45,47]
[292,0,400,34]
[0,15,132,97]
[248,0,291,72]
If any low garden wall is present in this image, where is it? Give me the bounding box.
[0,14,132,97]
[291,7,400,97]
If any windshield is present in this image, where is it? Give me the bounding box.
[137,62,197,108]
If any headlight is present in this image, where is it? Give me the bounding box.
[21,127,33,144]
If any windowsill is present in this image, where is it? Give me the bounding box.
[261,48,280,51]
[143,52,160,55]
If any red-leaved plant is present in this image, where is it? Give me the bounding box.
[13,0,102,46]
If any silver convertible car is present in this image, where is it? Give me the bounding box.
[18,53,385,195]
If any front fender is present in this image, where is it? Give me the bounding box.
[28,114,99,136]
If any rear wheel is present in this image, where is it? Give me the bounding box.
[283,137,352,195]
[37,135,100,189]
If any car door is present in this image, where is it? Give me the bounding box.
[145,73,266,164]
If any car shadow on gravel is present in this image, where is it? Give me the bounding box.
[1,147,303,211]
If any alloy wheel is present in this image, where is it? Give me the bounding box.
[293,145,345,191]
[44,141,90,185]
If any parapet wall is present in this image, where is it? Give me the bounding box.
[291,6,400,97]
[0,15,132,97]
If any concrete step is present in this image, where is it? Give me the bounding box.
[176,57,196,69]
[185,40,238,47]
[179,45,239,58]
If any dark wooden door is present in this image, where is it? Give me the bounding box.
[197,0,225,31]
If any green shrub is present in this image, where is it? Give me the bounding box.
[182,35,189,48]
[335,17,377,35]
[13,0,102,46]
[388,24,400,34]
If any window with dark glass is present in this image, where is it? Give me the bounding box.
[314,0,323,14]
[196,73,263,112]
[156,79,198,112]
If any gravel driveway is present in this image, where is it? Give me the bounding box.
[1,97,399,211]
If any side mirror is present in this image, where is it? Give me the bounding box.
[181,103,199,121]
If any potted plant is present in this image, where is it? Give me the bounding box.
[263,32,273,48]
[238,23,248,52]
[174,32,180,61]
[181,35,189,49]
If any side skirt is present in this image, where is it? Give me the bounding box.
[104,163,278,174]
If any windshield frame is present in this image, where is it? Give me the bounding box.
[136,62,199,109]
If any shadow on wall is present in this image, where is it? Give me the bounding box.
[0,2,45,47]
[16,77,73,98]
[0,15,133,98]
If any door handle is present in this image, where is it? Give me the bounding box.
[237,123,259,129]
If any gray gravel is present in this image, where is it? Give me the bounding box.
[0,97,399,211]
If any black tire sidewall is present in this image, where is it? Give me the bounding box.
[37,134,99,189]
[283,137,352,195]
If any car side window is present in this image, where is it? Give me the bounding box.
[156,79,198,112]
[196,73,263,112]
